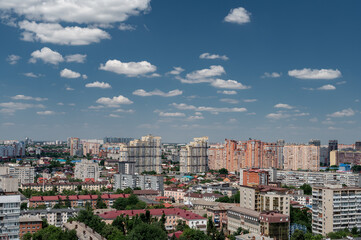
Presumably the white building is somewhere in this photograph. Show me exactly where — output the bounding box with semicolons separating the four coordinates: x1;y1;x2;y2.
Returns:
0;194;21;240
180;137;208;174
74;159;100;181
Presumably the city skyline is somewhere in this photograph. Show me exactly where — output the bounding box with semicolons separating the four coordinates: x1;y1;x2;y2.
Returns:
0;0;360;143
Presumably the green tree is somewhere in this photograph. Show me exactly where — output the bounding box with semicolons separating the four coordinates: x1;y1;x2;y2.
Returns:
218;168;228;175
21;202;28;210
127;222;167;240
300;184;312;195
179;228;209;240
96;195;107;209
291;230;305;240
65;195;71;208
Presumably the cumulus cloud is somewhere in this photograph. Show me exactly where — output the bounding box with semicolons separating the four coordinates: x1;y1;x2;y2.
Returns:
65;54;87;63
60;68;81;78
119;23;136;31
224;7;251;25
274;103;293;109
167;67;184;75
217;90;237;95
109;114;121;118
23;72;41;78
99;59;157;77
66;87;74;91
85;81;112;89
244;99;257;103
0;0;151;24
133;89;182;97
220;98;239;104
0;102;45;114
6;54;21;64
179;65;225;84
262;72;281;78
200;53;229;61
96;95;133;107
11;95;47;101
266;113;290;120
171;103;247;114
19;21;110;45
29;47;64;65
288;68;341;79
211;79;250;89
159;112;185;117
328;108;355;118
187;115;204;121
317;84;336;90
37;110;55;115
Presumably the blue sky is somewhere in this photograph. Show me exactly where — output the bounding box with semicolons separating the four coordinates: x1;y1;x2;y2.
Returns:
0;0;360;144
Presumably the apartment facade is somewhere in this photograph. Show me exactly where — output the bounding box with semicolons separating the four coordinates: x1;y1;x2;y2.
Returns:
312;186;361;235
82;142;100;156
0;194;20;240
283;145;320;171
0;166;35;184
19;216;42;238
74;159;100;181
208;144;226;170
21;181;108;192
180;137;208;174
21;208;82;227
127;135;162;174
113;173;164;194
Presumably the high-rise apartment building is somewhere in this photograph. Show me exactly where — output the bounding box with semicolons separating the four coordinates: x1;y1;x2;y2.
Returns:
208;144;226;170
103;137;134;144
74;159;99;181
127;135;162;174
0;193;20;240
309;139;321;146
69;137;81;157
277;139;285;169
180;137;208;174
312;186;361;235
283;145;320;171
0;166;35;184
82;142;100;156
328;140;338;166
114;174;164;194
241;168;269;187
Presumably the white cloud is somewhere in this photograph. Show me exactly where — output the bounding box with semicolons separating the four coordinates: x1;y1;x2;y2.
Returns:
85;81;112;89
0;102;45;114
119;23;136;31
262;72;281;78
11;95;47;101
109;114;121;118
19;21;110;45
99;59;157;77
2;122;15;126
288;68;341;79
133;89;182;97
187;115;204;121
171;103;247;114
244;99;257;103
220;98;239;104
6;54;21;64
60;68;81;78
0;0;151;24
266;113;290;120
37;110;55;115
217;90;237;95
65;54;87;63
23;72;41;78
328;108;355;118
96;95;133;107
317;84;336;90
274;103;293;109
180;65;225;83
29;47;64;65
66;87;74;91
336;81;346;85
167;67;184;75
211;79;250;89
114;109;134;113
200;53;229;61
224;7;251;25
159;112;185;117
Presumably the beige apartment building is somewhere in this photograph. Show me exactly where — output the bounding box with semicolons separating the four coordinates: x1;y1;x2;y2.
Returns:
283;145;320;171
312;186;361;235
74;159;100;181
180;137;208;174
239;185;290;216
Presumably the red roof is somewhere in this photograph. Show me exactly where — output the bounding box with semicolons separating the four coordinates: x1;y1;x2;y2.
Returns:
99;208;206;221
168;231;183;239
29;194;129;202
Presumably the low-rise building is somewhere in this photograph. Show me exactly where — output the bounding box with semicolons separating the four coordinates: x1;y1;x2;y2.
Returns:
19;216;42;238
164;188;187;203
64;221;105;240
21;181;108;192
29;193;129;209
21;208;82;227
99;208;207;232
113;174;164;194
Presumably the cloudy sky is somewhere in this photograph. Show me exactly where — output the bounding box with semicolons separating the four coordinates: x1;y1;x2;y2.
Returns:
0;0;360;144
